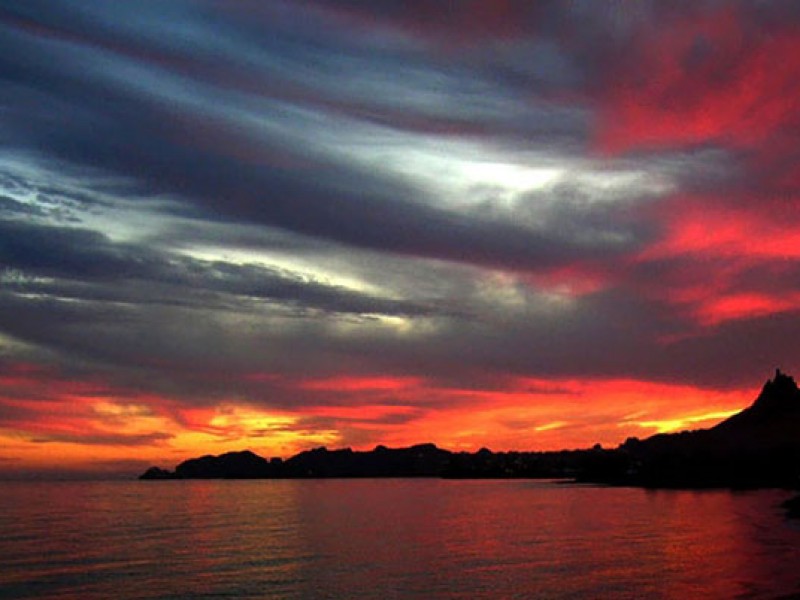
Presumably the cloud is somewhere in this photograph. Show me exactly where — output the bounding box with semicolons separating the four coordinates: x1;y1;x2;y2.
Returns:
597;3;800;156
2;1;800;469
29;431;173;447
0;217;446;316
0;1;643;273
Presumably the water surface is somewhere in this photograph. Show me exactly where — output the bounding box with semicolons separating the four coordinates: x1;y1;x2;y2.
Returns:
1;479;799;599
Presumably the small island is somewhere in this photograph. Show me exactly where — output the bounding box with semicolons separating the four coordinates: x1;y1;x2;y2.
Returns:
141;369;800;492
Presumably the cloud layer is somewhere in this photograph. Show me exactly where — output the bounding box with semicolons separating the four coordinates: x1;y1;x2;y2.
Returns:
1;1;799;473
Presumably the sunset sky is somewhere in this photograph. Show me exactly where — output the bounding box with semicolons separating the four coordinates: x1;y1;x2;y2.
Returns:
2;1;800;477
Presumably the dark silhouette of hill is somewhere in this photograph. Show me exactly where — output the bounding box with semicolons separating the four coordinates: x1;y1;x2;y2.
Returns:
139;443;599;481
140;370;800;490
581;369;800;488
140;450;279;479
141;444;452;480
783;494;800;518
284;443;451;477
710;369;800;440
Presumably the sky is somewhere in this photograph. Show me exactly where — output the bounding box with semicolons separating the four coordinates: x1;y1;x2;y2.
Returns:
2;0;800;477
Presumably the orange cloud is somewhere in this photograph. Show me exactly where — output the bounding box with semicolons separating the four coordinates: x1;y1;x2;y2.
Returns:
0;362;760;475
291;377;753;453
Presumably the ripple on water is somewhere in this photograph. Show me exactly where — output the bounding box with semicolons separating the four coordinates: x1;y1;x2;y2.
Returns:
1;480;800;599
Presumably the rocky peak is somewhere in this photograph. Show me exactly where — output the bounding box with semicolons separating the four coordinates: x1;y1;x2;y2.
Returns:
750;368;800;415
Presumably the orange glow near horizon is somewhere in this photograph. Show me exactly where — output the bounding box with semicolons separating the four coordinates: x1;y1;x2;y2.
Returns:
0;368;758;475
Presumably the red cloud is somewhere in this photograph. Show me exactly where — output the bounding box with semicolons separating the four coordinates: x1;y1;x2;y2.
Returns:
629;195;800;326
597;7;800;328
598;7;800;154
642;197;800;261
300;375;423;392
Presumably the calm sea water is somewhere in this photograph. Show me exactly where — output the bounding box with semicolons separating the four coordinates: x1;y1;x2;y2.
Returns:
1;479;799;599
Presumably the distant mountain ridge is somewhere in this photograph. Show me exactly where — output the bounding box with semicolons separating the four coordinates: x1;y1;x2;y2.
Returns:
140;443;455;480
140;370;800;489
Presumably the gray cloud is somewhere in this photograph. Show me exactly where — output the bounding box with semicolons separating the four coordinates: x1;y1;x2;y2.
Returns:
0;218;446;319
0;1;637;273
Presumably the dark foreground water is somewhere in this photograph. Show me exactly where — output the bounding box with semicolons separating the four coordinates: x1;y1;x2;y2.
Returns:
2;479;800;599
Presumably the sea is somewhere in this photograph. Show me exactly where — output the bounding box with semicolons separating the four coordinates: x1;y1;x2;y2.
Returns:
2;479;800;599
